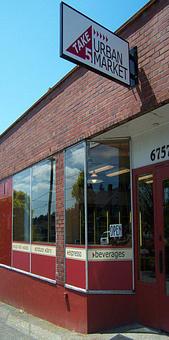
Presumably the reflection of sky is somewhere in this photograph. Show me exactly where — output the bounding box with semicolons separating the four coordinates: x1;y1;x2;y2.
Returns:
13;169;30;194
65;145;84;176
14;160;56;218
32;161;51;177
65;166;80;180
32;182;49;193
32;160;55;218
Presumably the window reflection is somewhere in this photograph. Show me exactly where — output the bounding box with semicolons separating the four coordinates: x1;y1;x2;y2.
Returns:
13;159;56;244
13;169;31;242
32;159;56;243
138;174;156;282
87;140;131;246
65;143;85;244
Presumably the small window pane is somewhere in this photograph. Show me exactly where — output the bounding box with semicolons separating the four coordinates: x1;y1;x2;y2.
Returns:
13;169;30;242
65;143;85;245
138;174;156;282
31;159;56;243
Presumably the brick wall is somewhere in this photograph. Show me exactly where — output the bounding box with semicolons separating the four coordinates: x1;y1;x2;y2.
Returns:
0;0;168;284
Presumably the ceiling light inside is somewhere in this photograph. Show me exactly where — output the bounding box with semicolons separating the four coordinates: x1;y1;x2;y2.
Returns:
138;174;153;181
88;178;103;184
106;168;130;177
89;165;114;174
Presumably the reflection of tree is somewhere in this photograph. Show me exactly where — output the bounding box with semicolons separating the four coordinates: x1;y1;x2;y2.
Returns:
66;171;85;244
13;190;30;242
14;190;30;208
71;171;84;202
32;160;56;243
32;212;55;242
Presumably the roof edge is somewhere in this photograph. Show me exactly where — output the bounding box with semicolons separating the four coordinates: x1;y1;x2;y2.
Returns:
116;0;156;34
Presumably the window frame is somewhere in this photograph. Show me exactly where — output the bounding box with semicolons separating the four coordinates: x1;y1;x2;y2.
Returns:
11;157;56;282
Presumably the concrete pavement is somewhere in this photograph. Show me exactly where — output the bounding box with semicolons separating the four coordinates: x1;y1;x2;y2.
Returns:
0;301;168;340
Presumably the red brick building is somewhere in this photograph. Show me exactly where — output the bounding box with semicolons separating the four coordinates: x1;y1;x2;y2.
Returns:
0;0;169;333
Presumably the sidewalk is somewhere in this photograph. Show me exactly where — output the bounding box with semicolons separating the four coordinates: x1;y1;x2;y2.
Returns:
0;301;168;340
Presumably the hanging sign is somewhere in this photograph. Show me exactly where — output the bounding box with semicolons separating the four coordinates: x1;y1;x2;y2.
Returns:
60;2;130;86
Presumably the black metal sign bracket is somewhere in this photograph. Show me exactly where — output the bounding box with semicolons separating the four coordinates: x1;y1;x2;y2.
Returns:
129;46;138;88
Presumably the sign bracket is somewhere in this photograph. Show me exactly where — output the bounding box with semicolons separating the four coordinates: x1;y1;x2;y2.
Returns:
129;46;138;88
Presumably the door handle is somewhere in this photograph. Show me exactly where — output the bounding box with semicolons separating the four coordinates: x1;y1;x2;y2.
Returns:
159;250;163;273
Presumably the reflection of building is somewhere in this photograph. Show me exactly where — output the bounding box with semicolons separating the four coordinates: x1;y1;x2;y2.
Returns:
0;0;169;334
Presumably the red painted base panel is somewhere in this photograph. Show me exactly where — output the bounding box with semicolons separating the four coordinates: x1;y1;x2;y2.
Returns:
88;261;132;290
0;267;87;333
66;259;86;289
0;267;137;333
12;251;30;272
88;294;136;333
31;254;56;280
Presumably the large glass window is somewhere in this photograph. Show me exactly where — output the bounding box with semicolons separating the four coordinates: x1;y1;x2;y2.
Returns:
32;159;56;243
87;140;131;246
13;159;56;244
64;140;131;247
138;174;156;282
13;169;31;242
65;143;85;244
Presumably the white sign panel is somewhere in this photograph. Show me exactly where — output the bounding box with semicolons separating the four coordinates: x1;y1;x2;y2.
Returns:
60;2;130;86
12;243;56;256
12;242;31;253
66;247;86;261
132;124;169;169
88;248;132;261
31;245;56;257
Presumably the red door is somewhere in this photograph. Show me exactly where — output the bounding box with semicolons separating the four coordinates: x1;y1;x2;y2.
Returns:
155;163;169;331
134;162;169;332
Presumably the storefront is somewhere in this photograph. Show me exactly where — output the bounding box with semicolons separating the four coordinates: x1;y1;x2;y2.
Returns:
0;0;169;334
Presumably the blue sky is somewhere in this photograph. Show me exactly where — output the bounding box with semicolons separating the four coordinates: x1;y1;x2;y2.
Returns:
0;0;149;134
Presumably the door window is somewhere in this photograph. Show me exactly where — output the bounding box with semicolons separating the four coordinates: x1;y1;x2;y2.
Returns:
138;174;156;282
